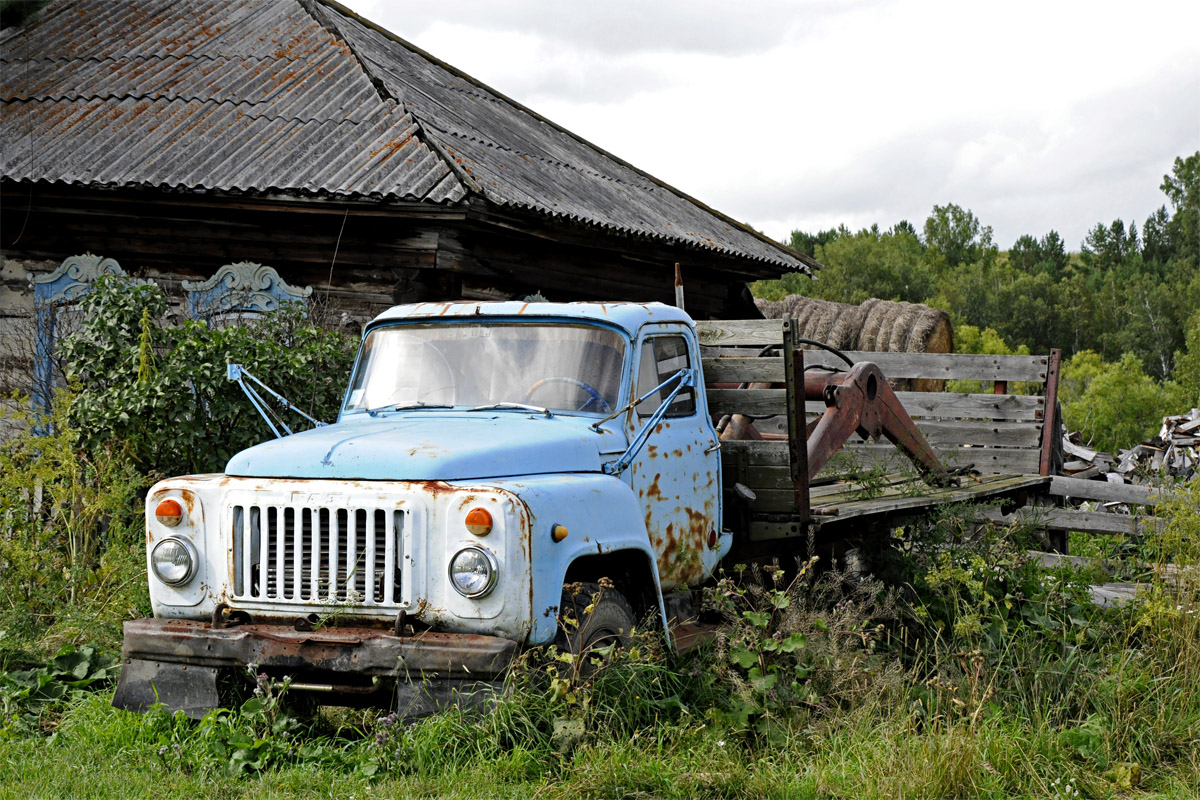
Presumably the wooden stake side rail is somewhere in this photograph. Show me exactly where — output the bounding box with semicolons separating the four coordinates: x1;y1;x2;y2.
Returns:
703;352;1053;383
697;319;1064;540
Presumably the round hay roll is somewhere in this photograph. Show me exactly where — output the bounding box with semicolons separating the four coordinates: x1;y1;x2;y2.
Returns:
756;295;862;351
856;298;953;391
753;297;786;320
756;294;953;391
855;298;952;353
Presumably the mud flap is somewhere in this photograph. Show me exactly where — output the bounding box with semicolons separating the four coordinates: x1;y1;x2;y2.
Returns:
112;658;220;719
394;678;500;718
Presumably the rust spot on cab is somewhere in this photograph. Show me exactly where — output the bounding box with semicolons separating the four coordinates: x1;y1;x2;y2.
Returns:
646;474;663;501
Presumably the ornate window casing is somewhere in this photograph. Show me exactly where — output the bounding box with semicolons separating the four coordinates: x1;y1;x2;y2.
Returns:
29;256;311;418
182;262;312;323
31;253;134;413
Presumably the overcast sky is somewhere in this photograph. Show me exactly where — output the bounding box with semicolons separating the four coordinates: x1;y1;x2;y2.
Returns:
343;0;1200;251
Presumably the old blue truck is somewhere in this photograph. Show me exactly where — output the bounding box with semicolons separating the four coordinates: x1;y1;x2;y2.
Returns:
113;300;1056;716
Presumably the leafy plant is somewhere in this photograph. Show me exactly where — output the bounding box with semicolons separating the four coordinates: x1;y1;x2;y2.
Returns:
60;276;358;477
0;643;118;738
705;559;898;742
0;391;147;664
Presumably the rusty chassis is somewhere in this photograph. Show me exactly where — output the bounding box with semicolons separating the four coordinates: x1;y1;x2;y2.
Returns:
112;618;519;718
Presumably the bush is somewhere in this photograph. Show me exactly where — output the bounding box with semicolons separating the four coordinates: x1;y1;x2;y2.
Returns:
60;277;358;477
1060;352;1188;453
704;559;901;743
0;392;147;666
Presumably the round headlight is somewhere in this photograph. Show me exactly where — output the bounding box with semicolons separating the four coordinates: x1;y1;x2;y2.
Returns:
151;537;197;586
448;547;497;598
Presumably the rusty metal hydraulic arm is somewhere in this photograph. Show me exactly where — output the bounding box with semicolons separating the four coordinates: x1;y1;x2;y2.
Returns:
803;361;952;486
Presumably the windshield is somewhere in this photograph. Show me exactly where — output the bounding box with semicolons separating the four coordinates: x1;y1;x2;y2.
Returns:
344;322;627;415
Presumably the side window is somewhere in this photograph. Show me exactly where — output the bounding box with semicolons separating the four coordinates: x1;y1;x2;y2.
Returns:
635;335;696;418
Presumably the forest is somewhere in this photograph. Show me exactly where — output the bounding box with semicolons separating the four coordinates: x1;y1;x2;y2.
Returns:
753;151;1200;454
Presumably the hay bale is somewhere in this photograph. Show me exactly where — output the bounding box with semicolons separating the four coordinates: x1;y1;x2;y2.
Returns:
856;298;952;354
756;296;862;350
755;294;954;391
756;295;952;354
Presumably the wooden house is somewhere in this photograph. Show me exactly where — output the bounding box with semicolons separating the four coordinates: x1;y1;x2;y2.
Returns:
0;0;815;405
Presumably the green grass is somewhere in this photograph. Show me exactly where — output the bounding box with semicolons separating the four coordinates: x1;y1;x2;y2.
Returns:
3;484;1198;799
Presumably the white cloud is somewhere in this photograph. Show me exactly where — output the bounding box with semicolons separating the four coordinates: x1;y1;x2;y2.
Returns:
343;0;1200;249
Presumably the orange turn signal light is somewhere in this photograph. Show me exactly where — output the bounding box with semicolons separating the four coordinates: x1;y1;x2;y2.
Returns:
155;498;184;527
551;524;569;543
465;507;493;536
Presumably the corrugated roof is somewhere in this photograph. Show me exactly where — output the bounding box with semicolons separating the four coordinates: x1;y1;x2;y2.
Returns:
0;0;813;272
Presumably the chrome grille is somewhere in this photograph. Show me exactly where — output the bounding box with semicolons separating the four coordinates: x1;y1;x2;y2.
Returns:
231;504;403;606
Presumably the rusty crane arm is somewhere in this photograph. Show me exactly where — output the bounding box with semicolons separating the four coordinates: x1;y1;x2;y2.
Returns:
803;362;952;486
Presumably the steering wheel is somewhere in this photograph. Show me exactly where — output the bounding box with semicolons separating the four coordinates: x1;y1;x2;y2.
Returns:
523;377;611;413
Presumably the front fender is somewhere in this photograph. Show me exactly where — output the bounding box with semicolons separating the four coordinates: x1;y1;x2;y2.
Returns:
485;473;664;645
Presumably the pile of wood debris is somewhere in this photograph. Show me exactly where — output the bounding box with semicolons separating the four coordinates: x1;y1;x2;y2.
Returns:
1062;407;1199;484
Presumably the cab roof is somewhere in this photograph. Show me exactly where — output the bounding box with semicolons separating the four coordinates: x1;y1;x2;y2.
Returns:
369;301;694;336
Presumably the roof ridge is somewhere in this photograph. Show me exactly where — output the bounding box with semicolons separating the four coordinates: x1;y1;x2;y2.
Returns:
296;0;474;198
314;0;811;271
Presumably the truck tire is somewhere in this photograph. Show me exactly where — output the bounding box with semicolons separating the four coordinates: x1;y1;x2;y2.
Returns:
555;581;636;660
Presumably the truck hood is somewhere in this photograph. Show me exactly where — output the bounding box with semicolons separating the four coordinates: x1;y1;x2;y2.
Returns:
224;412;613;480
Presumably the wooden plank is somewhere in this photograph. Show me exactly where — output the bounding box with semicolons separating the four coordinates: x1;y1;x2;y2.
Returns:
709;390;1044;421
703;353;1055;384
746;473;1050;520
815;474;1050;521
719;439;791;466
798;351;1050;382
1039;349;1062;476
702;356;785;384
695;319;784;347
747;519;808;540
1048;476;1160;507
707;388;788;416
721;427;1041;467
785;325;810;522
897;420;1042;448
834;444;1042;475
890;391;1045;421
980;507;1156;535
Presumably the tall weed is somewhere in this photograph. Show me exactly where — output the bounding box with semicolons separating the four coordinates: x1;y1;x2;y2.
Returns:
0;393;147;665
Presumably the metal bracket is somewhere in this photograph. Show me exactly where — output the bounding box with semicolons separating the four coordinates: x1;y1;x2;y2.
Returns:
601;368;696;475
227;363;327;439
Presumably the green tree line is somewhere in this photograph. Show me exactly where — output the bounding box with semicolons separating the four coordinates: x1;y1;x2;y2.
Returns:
753;152;1200;452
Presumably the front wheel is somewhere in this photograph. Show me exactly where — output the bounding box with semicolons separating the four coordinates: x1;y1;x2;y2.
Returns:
554;581;635;664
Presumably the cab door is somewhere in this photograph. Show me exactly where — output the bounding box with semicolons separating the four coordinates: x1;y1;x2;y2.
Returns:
625;325;722;589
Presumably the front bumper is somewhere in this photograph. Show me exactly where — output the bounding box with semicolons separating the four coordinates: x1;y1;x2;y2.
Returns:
112;618;519;717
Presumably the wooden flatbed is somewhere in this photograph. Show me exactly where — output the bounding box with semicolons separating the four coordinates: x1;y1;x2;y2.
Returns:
697;318;1065;554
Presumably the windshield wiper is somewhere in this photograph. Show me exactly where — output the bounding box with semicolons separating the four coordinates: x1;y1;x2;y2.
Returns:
365;402;454;417
468;402;552;417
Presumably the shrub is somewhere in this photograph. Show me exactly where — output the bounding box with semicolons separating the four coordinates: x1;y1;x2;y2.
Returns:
60;277;358;477
705;559;901;743
0;392;147;665
1061;352;1188;453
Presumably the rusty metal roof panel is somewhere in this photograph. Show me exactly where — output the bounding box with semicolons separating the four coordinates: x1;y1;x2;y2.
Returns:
0;0;463;203
1;97;463;201
1;53;382;124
